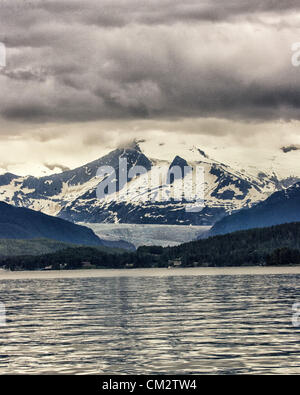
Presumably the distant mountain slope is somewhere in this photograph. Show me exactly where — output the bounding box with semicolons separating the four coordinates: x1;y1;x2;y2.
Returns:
0;201;136;251
207;182;300;236
0;142;280;226
0;238;127;257
0;238;72;256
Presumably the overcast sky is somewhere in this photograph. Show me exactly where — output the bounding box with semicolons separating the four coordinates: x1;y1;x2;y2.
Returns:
1;0;300;175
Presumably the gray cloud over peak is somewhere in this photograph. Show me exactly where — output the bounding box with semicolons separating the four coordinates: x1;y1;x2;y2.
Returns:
0;0;300;127
44;162;70;172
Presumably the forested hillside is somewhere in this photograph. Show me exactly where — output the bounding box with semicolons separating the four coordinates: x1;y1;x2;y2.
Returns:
2;222;300;270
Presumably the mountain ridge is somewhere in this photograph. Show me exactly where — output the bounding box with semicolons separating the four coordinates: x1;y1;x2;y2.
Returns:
206;182;300;237
0;141;290;226
0;201;135;250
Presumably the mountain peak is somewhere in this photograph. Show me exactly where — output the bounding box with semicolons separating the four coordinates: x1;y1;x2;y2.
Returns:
170;155;189;169
0;172;20;187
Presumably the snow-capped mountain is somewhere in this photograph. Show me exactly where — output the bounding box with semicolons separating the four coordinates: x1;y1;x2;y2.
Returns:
207;182;300;237
0;141;289;225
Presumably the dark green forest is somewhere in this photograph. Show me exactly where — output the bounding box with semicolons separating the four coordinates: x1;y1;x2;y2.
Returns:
1;222;300;270
0;238;125;256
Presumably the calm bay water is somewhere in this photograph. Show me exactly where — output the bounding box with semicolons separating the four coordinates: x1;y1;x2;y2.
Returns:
0;267;300;374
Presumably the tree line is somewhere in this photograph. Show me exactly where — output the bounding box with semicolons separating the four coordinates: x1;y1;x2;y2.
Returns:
1;222;300;270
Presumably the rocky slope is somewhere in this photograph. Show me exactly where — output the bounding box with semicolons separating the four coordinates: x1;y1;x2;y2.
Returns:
207;182;300;236
0;142;284;225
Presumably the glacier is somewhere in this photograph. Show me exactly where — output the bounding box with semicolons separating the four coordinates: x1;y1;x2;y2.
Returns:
81;223;210;248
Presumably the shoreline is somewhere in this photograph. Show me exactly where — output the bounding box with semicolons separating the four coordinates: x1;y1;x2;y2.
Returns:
1;265;300;280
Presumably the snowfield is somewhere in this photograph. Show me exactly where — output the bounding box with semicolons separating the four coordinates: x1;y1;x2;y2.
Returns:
0;140;297;226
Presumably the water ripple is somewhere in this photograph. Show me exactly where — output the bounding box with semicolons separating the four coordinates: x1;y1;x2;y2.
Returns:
0;269;300;374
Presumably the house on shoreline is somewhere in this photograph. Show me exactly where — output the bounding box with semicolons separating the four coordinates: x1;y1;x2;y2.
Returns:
168;259;182;268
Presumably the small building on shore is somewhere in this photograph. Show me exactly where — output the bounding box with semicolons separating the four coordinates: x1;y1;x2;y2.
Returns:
168;259;182;267
125;263;134;268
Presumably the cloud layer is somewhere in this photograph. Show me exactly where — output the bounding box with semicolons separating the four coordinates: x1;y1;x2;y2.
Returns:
0;0;300;126
0;1;300;176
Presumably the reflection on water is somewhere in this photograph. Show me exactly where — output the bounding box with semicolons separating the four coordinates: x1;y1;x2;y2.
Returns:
0;268;300;374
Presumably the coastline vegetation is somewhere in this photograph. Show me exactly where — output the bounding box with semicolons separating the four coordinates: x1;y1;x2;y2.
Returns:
1;222;300;271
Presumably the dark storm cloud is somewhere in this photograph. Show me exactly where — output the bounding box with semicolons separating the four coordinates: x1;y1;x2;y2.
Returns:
8;0;300;26
3;104;51;121
0;0;300;127
3;68;47;82
82;1;300;26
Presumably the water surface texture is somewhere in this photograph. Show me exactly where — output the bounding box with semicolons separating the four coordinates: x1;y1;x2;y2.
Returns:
0;268;300;374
